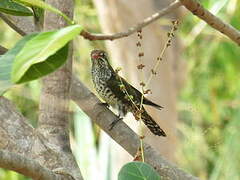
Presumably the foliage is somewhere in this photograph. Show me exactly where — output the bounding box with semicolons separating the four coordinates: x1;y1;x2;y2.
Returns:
118;162;161;180
0;0;33;16
15;0;74;24
178;0;240;179
0;24;82;93
0;33;37;94
0;169;31;180
0;0;239;179
11;24;82;83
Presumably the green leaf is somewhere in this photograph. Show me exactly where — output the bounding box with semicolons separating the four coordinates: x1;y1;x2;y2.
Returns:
0;0;33;16
0;33;37;95
14;0;74;24
11;24;82;83
118;162;161;180
18;45;69;83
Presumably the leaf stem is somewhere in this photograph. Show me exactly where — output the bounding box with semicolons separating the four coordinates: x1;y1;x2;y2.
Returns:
15;0;75;25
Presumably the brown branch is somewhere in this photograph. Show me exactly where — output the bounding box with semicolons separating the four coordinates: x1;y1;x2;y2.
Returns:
180;0;240;45
0;150;62;180
0;13;36;35
80;0;182;40
70;76;199;180
1;0;239;46
0;97;81;179
0;1;181;41
0;97;34;155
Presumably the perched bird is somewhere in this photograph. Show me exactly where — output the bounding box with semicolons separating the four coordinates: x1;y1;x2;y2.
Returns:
90;49;166;136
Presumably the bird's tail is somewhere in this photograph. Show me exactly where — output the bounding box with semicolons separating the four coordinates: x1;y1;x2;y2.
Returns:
140;109;166;136
143;98;163;110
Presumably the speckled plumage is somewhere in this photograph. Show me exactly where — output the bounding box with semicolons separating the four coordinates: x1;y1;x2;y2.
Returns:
90;49;166;136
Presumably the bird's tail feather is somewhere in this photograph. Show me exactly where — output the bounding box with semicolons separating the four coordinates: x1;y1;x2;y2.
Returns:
141;110;166;136
143;98;163;110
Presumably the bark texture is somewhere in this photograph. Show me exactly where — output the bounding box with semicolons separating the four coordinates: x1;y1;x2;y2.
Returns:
36;0;82;179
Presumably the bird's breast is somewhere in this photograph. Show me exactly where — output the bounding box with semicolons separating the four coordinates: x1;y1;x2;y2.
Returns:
95;84;118;105
91;67;131;116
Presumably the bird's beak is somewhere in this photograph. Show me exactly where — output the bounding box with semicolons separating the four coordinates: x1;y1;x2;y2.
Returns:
91;53;99;60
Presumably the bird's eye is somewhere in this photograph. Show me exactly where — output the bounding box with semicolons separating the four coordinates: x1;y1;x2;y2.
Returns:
100;52;104;57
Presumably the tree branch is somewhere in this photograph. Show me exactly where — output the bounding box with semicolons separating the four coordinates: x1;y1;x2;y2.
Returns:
70;76;199;180
0;11;83;179
180;0;240;45
1;0;239;46
80;0;182;40
0;13;26;36
0;13;35;35
0;97;80;179
37;0;83;179
0;97;34;155
0;150;62;180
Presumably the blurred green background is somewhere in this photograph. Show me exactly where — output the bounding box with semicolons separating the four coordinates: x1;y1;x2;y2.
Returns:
0;0;239;180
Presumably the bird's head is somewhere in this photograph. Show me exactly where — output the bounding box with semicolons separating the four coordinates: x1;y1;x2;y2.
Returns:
91;50;113;79
90;49;109;67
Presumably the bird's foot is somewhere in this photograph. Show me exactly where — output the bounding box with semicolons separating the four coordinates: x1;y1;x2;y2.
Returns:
109;115;123;131
98;102;110;108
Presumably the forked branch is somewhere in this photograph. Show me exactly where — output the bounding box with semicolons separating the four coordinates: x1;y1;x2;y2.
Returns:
180;0;240;45
80;0;182;40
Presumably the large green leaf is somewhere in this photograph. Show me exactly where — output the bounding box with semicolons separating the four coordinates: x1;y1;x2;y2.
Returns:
17;44;69;83
0;0;33;16
11;24;82;83
14;0;73;24
118;162;161;180
0;33;37;95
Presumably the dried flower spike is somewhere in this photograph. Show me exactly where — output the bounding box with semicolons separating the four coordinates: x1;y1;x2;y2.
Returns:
140;82;146;87
138;52;144;57
137;64;145;69
133;147;143;161
144;89;152;94
151;69;157;75
119;84;125;91
136;41;141;47
115;67;122;73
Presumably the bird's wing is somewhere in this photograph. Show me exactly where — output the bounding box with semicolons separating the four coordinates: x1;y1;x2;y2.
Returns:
119;76;163;110
106;74;141;105
107;74;163;109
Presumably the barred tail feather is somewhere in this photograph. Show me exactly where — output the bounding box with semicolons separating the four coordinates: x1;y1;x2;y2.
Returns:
141;110;166;136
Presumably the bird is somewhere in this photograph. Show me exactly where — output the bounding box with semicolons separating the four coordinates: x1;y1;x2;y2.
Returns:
90;49;166;136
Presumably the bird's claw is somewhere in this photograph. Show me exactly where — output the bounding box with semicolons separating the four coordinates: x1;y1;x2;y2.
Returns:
109;116;123;131
98;102;110;108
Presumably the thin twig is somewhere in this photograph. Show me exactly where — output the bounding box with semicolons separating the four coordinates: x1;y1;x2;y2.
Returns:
0;13;27;36
80;1;182;40
136;30;146;162
180;0;240;45
146;21;178;88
